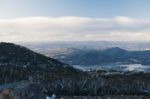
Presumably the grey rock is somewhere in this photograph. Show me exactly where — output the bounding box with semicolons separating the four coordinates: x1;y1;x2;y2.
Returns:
0;81;45;99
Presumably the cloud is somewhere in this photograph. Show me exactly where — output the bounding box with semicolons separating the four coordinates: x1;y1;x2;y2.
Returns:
0;16;150;42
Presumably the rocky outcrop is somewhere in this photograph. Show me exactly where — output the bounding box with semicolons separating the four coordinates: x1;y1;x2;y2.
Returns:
0;89;13;99
0;81;45;99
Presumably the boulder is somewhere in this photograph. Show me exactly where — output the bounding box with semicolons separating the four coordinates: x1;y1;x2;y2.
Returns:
0;81;45;99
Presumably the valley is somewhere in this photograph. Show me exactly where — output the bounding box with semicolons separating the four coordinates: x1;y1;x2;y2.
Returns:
0;42;149;98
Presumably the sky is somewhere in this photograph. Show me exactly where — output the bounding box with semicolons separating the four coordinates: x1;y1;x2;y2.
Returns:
0;0;150;42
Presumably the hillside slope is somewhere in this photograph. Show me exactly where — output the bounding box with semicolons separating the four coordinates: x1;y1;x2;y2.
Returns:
0;42;81;84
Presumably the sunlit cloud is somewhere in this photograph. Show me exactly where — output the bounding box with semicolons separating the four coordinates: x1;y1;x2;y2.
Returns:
0;16;150;42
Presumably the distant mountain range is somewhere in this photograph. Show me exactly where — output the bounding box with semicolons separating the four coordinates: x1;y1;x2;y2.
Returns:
22;41;150;51
54;47;150;66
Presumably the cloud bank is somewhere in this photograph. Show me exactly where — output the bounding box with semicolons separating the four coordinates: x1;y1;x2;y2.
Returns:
0;16;150;42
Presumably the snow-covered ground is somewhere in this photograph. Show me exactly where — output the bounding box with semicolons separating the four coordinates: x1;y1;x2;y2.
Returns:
46;94;56;99
73;64;150;73
46;96;53;99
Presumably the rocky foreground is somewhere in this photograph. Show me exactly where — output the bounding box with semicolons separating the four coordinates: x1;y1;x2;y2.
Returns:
0;81;45;99
55;96;150;99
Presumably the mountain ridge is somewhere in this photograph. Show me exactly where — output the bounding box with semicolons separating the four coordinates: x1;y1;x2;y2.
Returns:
0;42;81;84
0;42;66;68
54;47;150;66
